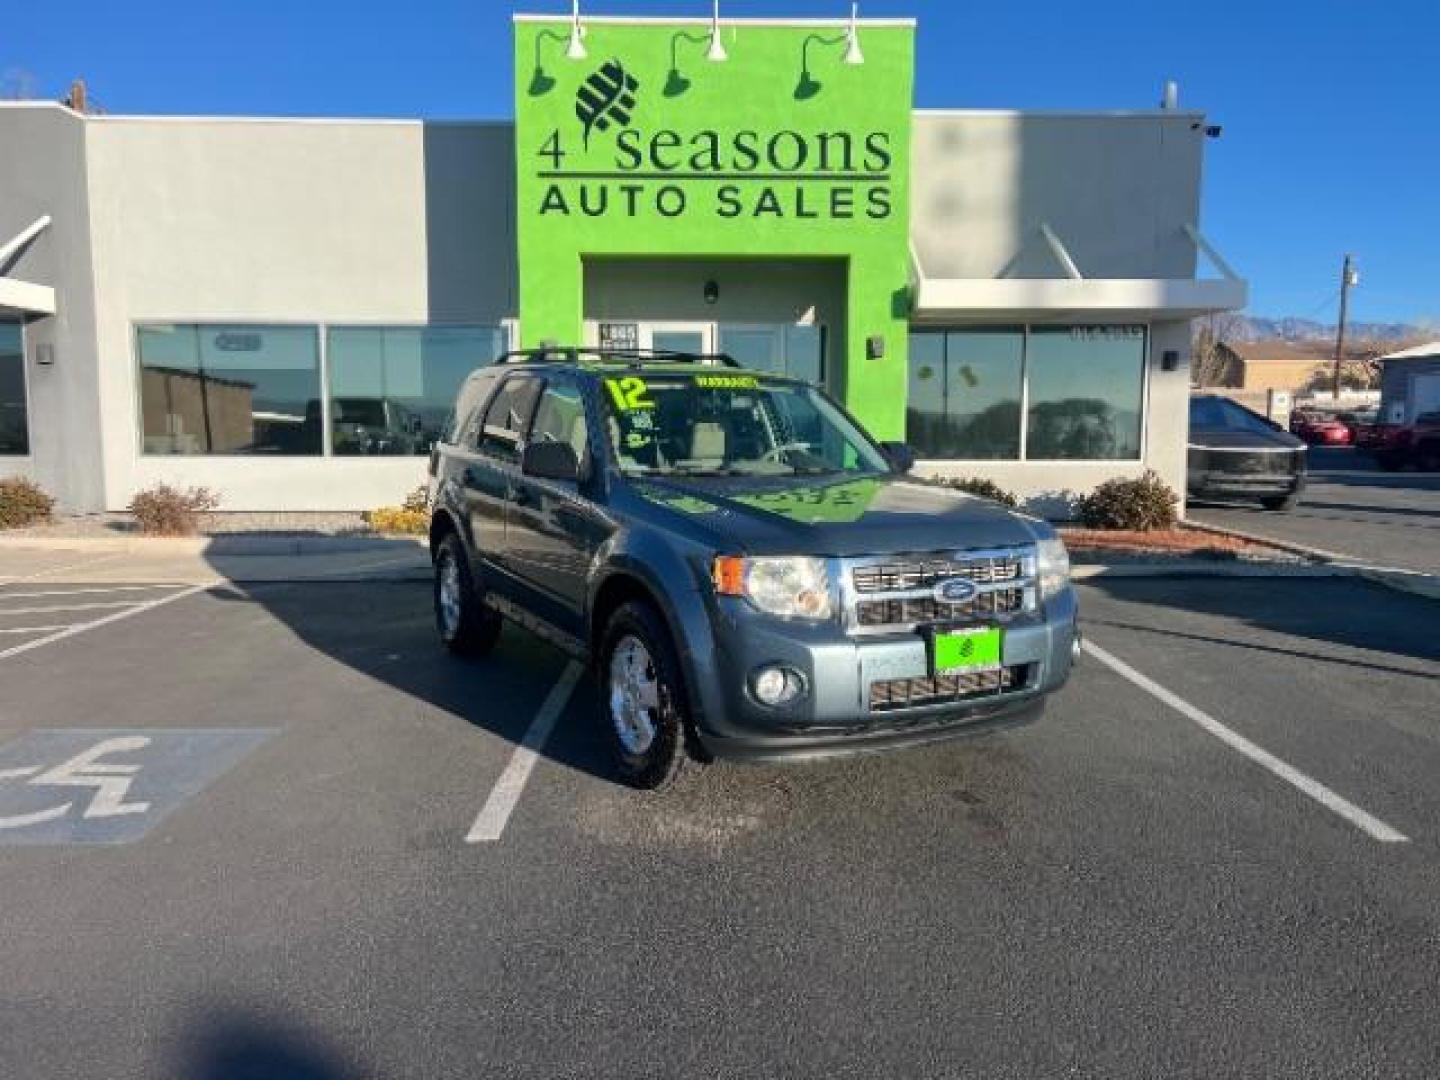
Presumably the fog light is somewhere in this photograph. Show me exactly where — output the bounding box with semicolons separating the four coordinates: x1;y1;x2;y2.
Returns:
752;665;806;707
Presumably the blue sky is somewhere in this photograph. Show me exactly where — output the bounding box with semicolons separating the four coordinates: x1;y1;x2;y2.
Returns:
8;0;1438;326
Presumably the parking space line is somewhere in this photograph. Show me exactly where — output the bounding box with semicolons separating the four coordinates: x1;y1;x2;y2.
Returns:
1083;640;1410;844
465;660;584;844
0;584;211;663
0;585;186;599
0;600;160;616
0;626;72;635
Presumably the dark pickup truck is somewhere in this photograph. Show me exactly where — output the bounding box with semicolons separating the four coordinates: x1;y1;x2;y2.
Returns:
427;349;1079;787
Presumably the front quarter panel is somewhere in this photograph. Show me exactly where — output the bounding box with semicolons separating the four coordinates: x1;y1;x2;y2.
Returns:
590;522;728;734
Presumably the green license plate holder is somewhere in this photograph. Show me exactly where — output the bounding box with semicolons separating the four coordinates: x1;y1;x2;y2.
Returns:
928;625;1004;675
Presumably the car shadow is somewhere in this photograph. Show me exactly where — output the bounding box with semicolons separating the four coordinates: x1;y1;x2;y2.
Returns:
202;566;622;788
1081;575;1440;667
179;1011;355;1079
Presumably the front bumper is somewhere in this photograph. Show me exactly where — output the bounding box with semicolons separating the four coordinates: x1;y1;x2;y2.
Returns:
1188;473;1305;501
687;587;1079;763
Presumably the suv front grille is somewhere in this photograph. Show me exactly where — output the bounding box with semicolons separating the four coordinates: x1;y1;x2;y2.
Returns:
844;548;1036;635
852;555;1025;593
869;664;1030;712
856;588;1027;628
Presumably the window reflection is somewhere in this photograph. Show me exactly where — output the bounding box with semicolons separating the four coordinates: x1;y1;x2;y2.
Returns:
328;326;505;456
1026;327;1144;460
0;323;26;455
138;325;321;455
907;326;1146;461
717;324;824;385
906;330;1023;460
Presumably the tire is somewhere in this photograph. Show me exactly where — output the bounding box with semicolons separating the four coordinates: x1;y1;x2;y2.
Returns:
1418;443;1440;473
1260;493;1300;512
595;601;696;790
433;532;502;657
1375;452;1404;472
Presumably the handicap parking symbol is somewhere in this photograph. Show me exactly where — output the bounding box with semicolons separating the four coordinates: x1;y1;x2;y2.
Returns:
0;729;274;845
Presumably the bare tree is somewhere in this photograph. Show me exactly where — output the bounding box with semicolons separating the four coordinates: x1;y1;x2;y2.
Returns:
1191;311;1246;387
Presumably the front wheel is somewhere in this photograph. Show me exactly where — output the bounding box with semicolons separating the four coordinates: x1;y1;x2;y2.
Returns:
1261;493;1300;511
433;533;502;656
596;602;696;789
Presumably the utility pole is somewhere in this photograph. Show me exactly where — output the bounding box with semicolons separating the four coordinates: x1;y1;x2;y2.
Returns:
1332;253;1357;400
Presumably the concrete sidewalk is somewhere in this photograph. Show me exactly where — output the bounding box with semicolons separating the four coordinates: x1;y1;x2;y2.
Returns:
2;530;1436;599
0;538;430;584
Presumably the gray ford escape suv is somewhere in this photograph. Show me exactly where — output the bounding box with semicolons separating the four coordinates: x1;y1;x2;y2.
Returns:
428;348;1078;788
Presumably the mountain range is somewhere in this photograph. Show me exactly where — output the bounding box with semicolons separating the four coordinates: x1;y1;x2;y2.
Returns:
1223;315;1431;344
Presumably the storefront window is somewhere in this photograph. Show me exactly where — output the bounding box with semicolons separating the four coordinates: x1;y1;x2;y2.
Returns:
327;326;506;455
907;325;1146;461
906;329;1023;460
0;322;27;455
1025;327;1145;460
137;324;322;455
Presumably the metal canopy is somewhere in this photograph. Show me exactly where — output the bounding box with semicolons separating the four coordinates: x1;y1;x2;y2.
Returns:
0;215;57;316
909;222;1248;322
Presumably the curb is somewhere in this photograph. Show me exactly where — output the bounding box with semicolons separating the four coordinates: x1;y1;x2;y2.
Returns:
1177;518;1440;602
0;533;429;556
1179;519;1348;564
1071;561;1351;581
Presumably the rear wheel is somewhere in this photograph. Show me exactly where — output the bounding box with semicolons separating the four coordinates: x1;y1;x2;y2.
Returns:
433;532;501;656
1417;442;1440;473
596;601;695;790
1260;493;1300;511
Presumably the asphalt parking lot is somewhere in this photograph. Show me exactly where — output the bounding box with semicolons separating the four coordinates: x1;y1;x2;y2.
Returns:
1190;447;1440;574
1;572;1438;1078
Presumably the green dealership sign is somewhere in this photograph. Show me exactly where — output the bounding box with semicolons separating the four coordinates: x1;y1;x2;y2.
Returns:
513;15;916;437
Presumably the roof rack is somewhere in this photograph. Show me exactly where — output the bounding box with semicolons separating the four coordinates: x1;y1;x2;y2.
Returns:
496;346;740;369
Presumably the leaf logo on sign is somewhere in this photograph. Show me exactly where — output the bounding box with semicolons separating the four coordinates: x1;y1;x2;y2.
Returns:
958;638;975;659
576;60;639;147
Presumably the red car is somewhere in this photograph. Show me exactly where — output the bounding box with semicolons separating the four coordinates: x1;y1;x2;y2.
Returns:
1374;412;1440;471
1338;409;1379;444
1291;412;1354;446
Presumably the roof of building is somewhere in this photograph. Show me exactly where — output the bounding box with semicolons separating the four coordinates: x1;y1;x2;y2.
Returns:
1226;341;1326;366
1379;341;1440;362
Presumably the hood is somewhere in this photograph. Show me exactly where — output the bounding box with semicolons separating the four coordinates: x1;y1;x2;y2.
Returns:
1188;428;1303;451
630;474;1041;557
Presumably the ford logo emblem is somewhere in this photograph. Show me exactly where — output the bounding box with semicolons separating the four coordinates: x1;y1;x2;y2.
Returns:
934;577;978;604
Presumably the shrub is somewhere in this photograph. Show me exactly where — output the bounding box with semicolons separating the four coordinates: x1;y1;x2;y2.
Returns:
128;483;220;536
0;477;56;529
1076;470;1178;532
935;477;1020;508
364;506;428;535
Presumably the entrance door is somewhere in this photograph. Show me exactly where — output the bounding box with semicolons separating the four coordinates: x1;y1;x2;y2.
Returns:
717;323;825;386
644;321;715;356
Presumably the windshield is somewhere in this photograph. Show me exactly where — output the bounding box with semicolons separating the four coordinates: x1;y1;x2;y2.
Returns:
600;372;890;478
1189;396;1281;436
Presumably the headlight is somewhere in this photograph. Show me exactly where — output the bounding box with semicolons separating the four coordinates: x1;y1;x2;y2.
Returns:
713;556;833;619
1036;535;1071;600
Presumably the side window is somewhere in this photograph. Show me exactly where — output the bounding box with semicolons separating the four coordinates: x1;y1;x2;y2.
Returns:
450;373;497;447
528;382;590;469
478;376;539;463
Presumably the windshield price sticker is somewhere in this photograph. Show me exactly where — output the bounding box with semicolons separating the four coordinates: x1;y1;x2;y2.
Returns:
696;374;760;390
605;377;655;411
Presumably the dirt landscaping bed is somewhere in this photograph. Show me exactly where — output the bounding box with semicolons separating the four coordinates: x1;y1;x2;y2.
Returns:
1060;526;1300;562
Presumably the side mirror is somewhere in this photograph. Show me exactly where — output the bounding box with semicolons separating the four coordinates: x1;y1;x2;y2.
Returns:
522;440;581;482
879;441;916;474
